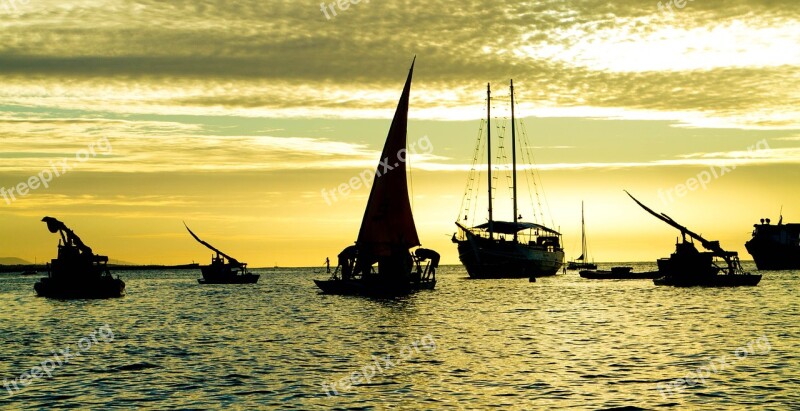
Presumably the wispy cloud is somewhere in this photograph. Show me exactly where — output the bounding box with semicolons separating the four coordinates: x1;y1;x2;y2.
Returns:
0;0;796;128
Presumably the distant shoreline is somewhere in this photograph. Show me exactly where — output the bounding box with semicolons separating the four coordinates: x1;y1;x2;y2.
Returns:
0;263;201;274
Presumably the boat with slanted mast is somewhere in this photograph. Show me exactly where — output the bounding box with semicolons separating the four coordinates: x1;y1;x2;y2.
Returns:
452;80;564;279
184;223;259;284
35;217;125;299
314;57;439;297
625;191;761;287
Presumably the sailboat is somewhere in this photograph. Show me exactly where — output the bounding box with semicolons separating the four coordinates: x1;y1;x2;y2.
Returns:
567;201;597;270
184;223;259;284
314;58;440;297
453;81;565;278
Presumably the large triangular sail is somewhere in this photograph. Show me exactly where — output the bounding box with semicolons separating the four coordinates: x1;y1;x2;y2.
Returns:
356;58;420;256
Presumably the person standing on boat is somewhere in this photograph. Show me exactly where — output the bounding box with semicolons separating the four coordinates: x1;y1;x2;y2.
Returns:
338;245;357;281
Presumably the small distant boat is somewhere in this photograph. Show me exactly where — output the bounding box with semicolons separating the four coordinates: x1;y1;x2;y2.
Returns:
579;266;660;280
21;268;37;275
625;191;761;287
184;223;259;284
567;201;597;270
453;80;564;278
314;58;439;297
744;215;800;270
35;217;125;299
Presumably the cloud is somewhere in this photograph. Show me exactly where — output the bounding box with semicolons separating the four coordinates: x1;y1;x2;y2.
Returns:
0;0;795;128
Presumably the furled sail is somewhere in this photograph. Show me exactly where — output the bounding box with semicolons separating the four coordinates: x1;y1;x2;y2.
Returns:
356;58;420;256
184;222;242;266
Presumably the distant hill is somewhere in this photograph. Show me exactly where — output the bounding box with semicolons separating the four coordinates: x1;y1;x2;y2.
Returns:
108;259;137;266
0;257;32;265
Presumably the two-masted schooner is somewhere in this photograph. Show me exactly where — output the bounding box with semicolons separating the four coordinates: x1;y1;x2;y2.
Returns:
314;58;439;297
453;81;564;278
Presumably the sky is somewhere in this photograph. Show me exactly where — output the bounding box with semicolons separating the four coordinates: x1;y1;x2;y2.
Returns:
0;0;798;266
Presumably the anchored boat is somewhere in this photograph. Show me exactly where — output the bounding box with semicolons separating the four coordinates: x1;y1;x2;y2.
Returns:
314;58;439;297
745;215;800;270
567;201;597;270
184;223;259;284
625;191;761;287
453;81;564;278
579;266;660;280
35;217;125;299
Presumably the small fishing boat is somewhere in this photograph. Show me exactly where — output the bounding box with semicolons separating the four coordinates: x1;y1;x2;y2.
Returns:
184;223;259;284
314;58;439;297
579;266;660;280
567;202;597;270
35;217;125;299
625;191;761;287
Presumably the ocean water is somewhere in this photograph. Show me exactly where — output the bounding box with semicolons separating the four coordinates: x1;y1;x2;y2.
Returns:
0;263;797;410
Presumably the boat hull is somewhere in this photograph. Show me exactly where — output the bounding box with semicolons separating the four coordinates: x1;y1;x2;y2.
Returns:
745;240;800;270
198;273;260;284
34;276;125;299
314;277;435;297
456;238;564;278
567;262;597;270
653;274;762;287
579;270;660;280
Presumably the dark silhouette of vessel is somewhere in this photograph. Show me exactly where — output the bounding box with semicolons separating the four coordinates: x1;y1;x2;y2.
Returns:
567;202;597;270
184;223;259;284
453;81;564;278
579;266;660;280
35;217;125;299
314;58;439;297
745;216;800;270
626;191;761;287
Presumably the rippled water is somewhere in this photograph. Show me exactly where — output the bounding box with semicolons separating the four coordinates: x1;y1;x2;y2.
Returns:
0;263;797;410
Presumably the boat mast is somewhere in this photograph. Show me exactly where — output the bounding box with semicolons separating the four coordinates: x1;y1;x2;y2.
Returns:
581;201;586;261
510;80;518;242
487;83;494;239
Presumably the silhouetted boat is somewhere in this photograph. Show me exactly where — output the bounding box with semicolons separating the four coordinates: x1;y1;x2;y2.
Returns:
453;81;564;278
314;58;439;297
184;223;259;284
626;191;761;287
567;202;597;270
745;215;800;270
579;266;660;280
35;217;125;299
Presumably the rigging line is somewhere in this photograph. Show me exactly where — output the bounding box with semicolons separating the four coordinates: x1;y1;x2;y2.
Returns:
408;140;414;213
458;117;484;222
521;118;556;229
519;118;546;225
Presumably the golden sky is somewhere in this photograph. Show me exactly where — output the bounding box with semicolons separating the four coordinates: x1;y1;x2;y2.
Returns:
1;0;798;266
